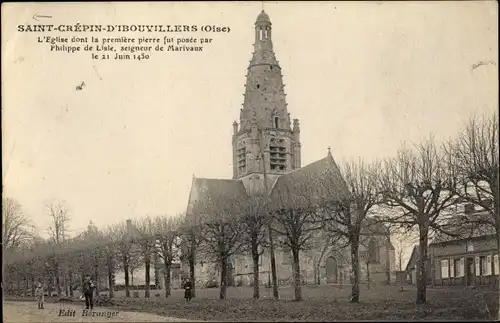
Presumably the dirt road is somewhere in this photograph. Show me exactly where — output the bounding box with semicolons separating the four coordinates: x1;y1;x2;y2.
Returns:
3;301;192;322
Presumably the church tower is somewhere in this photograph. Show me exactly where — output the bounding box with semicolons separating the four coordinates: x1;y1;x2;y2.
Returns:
232;10;302;194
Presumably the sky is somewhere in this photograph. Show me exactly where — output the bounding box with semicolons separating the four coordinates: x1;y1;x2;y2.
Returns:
2;1;498;249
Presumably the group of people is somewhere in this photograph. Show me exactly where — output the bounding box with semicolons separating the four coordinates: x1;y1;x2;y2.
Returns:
34;275;193;309
34;274;96;310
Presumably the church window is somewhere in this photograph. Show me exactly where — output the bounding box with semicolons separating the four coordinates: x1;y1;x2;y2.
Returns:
256;84;260;89
368;239;380;264
274;116;279;128
259;29;263;40
269;139;287;172
237;147;246;173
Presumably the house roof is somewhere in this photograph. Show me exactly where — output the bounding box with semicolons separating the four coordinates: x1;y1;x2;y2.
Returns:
405;245;419;272
431;209;495;244
269;153;350;209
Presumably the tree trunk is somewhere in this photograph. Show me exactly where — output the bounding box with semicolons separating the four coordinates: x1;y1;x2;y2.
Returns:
416;227;429;305
145;255;151;298
164;261;172;297
123;257;130;298
31;277;36;297
55;264;61;296
189;250;196;298
68;271;74;297
251;239;260;299
386;240;391;284
94;264;99;296
313;258;318;285
220;257;228;300
366;262;371;290
154;266;160;289
64;274;68;296
107;261;114;298
291;248;302;301
350;238;360;303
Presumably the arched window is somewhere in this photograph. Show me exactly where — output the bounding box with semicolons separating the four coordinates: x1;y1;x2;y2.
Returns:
274;116;279;129
259;29;263;40
368;239;380;264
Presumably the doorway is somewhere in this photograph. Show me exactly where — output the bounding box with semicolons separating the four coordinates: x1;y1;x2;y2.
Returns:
325;257;338;283
466;257;474;286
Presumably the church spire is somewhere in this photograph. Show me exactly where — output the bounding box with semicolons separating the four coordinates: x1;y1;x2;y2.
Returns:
239;10;289;132
232;11;301;179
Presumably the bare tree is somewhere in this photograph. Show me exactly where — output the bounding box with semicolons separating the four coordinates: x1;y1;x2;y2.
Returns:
444;112;499;318
46;199;71;245
46;199;71;296
444;112;499;245
134;216;156;298
238;195;269;299
378;138;459;305
154;214;182;297
270;184;324;301
316;159;381;302
108;222;134;297
2;197;34;250
179;213;204;298
196;195;246;300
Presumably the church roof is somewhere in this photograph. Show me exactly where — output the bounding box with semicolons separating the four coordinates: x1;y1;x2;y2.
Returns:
269;153;350;209
189;178;248;216
256;10;271;24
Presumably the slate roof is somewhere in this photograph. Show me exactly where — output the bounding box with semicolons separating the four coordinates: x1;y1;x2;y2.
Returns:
430;209;495;244
187;153;350;217
405;245;420;272
188;177;248;216
269;153;351;209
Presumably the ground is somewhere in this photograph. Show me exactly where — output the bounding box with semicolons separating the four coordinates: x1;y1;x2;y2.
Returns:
5;285;499;322
3;301;193;322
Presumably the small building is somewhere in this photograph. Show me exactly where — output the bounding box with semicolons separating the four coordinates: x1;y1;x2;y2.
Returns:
405;245;432;285
429;234;498;287
428;203;498;287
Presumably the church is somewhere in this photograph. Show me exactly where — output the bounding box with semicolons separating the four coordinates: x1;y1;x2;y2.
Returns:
183;10;395;288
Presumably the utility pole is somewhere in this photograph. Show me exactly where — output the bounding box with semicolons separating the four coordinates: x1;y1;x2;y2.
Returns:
257;129;279;300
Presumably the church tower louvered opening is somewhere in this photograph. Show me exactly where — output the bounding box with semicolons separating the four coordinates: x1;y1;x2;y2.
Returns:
232;10;302;183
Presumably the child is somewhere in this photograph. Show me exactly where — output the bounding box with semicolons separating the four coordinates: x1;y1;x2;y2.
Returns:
35;282;44;309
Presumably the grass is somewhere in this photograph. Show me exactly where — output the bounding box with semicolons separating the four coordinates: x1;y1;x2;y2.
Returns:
7;284;499;321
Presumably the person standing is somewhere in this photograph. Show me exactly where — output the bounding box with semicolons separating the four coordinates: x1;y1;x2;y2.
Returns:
35;282;44;309
82;275;95;310
183;278;193;303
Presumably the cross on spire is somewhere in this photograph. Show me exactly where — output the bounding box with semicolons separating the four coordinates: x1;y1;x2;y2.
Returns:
327;146;331;155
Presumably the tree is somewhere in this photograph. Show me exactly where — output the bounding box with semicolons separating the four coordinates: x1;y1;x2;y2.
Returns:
271;185;324;301
378;138;459;305
134;216;156;298
155;214;182;297
108;222;134;297
46;199;71;296
444;112;499;246
2;197;34;250
239;195;268;299
179;212;205;298
444;112;499;318
196;195;245;300
317;159;382;303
